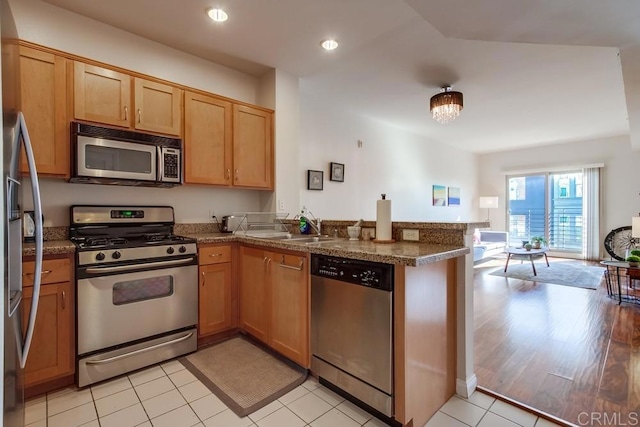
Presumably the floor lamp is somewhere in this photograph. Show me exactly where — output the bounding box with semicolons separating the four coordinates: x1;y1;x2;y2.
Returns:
479;196;499;224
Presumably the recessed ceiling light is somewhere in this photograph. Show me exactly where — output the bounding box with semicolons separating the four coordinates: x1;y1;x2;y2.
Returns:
320;39;339;51
207;8;228;22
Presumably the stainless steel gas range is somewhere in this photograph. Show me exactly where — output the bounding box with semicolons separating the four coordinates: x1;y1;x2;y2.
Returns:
70;205;198;387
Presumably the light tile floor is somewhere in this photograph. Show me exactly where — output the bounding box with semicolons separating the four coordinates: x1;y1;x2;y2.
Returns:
24;360;564;427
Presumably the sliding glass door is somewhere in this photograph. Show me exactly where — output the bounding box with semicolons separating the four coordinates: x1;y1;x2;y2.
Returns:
507;171;584;256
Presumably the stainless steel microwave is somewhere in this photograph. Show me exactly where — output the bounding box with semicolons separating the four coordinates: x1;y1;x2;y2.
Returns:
70;122;182;187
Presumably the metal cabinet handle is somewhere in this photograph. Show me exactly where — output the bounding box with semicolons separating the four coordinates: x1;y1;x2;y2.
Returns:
226;169;231;180
62;290;66;309
209;253;222;257
124;106;128;121
201;271;205;286
279;255;304;271
25;269;52;277
137;109;142;123
235;169;239;181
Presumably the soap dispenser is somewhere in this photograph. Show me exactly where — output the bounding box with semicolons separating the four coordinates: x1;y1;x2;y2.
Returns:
299;207;310;234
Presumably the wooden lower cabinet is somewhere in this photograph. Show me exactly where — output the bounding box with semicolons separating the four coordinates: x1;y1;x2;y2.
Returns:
269;252;309;367
22;281;74;387
239;246;309;367
238;246;270;343
199;262;233;336
198;244;235;338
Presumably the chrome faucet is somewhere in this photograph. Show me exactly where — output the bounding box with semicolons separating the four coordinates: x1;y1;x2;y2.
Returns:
308;218;322;235
297;206;322;235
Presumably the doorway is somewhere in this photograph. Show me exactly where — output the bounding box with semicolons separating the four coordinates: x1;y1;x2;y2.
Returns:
507;171;585;258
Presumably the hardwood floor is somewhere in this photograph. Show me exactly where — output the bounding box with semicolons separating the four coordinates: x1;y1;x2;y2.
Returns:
474;256;640;425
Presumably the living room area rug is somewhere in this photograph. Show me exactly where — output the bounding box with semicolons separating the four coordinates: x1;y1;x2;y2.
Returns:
489;261;605;289
180;335;307;417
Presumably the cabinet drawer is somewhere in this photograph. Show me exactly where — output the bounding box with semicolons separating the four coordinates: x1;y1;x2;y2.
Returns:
199;245;231;265
23;258;72;287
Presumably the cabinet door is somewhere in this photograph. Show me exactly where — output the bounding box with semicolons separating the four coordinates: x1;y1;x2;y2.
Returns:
134;78;182;136
270;252;309;367
232;105;273;189
199;263;233;336
73;62;131;128
184;92;232;185
19;47;69;177
22;282;74;386
239;246;269;343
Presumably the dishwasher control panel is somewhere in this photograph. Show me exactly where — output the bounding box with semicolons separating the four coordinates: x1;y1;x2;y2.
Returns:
310;255;393;291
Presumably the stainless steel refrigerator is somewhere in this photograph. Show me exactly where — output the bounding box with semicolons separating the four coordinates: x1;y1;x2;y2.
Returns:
2;0;44;425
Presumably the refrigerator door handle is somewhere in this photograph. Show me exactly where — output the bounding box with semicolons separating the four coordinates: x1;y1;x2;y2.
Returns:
6;176;21;317
15;112;43;368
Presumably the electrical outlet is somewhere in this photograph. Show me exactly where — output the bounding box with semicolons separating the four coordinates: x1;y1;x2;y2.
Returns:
362;227;375;240
278;199;285;211
209;209;216;222
402;229;420;241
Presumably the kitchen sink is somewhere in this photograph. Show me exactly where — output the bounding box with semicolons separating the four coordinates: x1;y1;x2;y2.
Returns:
252;234;340;244
288;236;339;244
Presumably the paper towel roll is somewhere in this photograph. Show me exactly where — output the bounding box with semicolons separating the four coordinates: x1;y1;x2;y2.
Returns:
376;198;392;241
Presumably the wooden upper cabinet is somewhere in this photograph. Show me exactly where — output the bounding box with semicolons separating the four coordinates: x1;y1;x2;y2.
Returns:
73;62;182;136
19;47;69;177
134;78;182;136
232;105;273;189
184;92;232;185
73;62;131;128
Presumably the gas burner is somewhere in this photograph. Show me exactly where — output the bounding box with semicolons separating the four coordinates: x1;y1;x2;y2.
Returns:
83;237;128;248
145;233;171;243
143;234;189;245
84;237;109;247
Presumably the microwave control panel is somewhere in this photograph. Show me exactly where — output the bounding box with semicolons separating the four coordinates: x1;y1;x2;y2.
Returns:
161;148;181;182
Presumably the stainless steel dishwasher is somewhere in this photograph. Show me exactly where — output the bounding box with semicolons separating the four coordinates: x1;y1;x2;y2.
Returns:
310;254;394;417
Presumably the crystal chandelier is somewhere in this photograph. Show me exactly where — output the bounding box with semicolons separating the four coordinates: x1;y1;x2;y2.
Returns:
430;86;463;124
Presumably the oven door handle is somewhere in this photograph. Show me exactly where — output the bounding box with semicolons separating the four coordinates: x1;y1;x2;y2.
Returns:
85;257;196;274
85;331;194;365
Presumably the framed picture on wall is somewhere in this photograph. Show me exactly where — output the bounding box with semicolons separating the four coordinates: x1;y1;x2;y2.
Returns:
448;187;460;206
433;185;447;206
307;170;324;190
330;162;345;182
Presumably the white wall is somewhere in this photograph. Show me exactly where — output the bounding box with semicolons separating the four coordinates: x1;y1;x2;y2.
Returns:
477;135;640;237
263;70;301;216
299;95;478;221
11;0;267;225
22;178;261;226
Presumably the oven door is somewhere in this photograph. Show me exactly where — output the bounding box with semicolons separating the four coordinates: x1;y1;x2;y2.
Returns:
77;258;197;355
77;136;157;182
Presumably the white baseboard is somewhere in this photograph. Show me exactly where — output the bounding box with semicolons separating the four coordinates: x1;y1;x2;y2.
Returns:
456;375;478;398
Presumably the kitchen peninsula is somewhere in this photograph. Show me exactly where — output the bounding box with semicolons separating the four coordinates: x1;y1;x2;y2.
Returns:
25;220;482;427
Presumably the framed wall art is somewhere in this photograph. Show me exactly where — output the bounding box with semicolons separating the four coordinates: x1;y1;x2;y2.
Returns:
448;187;460;206
330;162;345;182
432;185;447;206
307;170;324;190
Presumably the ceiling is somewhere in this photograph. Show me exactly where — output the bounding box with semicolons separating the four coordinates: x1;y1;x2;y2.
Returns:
41;0;640;153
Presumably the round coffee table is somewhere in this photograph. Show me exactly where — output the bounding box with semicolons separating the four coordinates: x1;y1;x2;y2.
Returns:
504;247;549;276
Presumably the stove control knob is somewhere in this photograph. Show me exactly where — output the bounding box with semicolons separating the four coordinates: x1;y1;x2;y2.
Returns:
179;246;187;253
112;251;122;260
96;252;105;261
167;247;175;254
